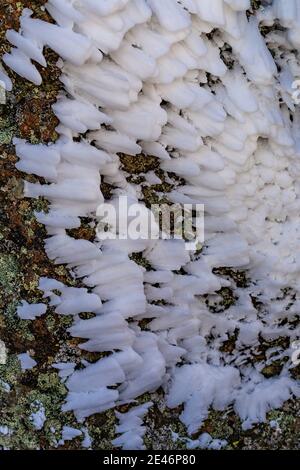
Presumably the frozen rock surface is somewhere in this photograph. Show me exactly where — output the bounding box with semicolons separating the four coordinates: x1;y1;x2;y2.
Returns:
2;0;300;450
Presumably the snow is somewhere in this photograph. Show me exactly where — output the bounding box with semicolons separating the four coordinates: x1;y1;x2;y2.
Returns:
0;379;10;393
17;301;47;321
172;430;228;450
58;426;82;446
0;426;12;436
81;427;93;449
29;401;46;430
52;362;76;379
0;65;12;92
18;353;37;371
112;402;152;450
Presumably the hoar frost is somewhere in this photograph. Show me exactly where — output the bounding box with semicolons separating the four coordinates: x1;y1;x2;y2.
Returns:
2;0;300;449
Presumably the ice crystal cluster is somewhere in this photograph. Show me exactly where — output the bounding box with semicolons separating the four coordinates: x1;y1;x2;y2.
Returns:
2;0;300;447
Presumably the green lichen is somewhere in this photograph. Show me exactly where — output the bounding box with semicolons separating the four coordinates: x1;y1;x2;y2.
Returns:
0;116;16;144
261;359;287;378
120;153;159;174
37;372;66;395
213;267;249;288
130;252;152;270
0;253;20;297
0;361;70;450
3;302;34;342
0;354;21;386
202;410;236;443
250;0;262;11
205;286;237;313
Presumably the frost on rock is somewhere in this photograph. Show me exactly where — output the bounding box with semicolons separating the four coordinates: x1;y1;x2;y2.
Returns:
29;401;46;431
17;300;47;320
172;430;228;450
112;402;153;450
58;426;82;446
18;353;37;371
2;0;300;448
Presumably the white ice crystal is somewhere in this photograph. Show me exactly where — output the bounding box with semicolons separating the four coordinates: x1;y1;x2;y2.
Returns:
112;402;152;450
172;431;228;450
29;401;46;430
17;300;47;320
18;352;37;371
2;0;300;449
58;426;82;446
0;426;13;437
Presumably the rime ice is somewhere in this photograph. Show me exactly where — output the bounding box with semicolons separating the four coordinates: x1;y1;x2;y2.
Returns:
3;0;300;450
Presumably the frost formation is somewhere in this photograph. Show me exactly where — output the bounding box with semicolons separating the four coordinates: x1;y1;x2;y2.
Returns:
2;0;300;446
